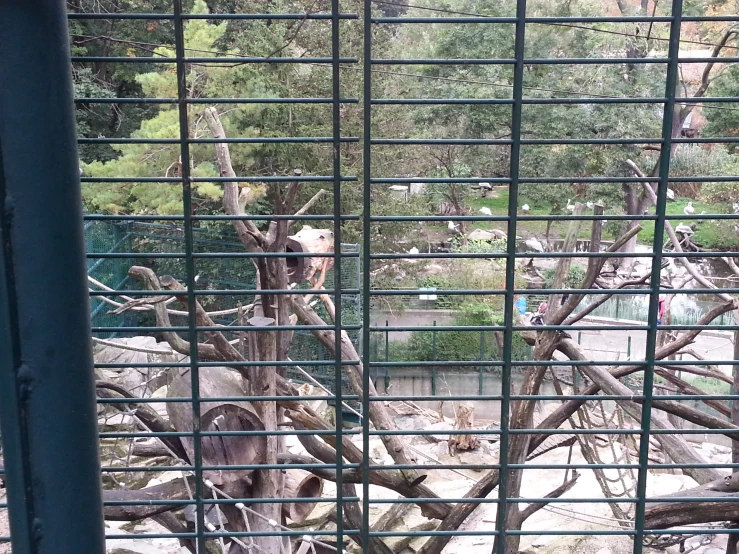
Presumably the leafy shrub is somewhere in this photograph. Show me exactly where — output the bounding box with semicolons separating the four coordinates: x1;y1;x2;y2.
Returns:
542;265;586;289
385;303;531;368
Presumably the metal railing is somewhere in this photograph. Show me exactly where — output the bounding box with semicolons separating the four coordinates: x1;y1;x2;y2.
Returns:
1;1;739;553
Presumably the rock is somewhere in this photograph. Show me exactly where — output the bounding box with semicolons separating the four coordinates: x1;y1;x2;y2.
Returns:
698;548;725;554
456;450;494;471
434;441;450;457
395;414;433;431
646;473;694;497
467;229;500;241
105;519;183;554
423;422;455;443
419;263;444;277
594;548;613;554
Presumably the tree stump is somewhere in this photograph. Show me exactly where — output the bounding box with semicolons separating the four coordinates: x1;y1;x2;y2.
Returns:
449;403;480;455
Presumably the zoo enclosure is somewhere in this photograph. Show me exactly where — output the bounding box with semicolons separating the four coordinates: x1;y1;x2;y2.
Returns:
86;220;361;394
1;1;739;554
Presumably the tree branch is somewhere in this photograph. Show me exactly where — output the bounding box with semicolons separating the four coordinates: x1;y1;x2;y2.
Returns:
202;106;265;250
627;159;733;303
96;380;189;461
646;472;739;529
103;476;200;520
654;368;730;418
558;338;722;484
552;221;644;325
564;270;652;326
519;471;580;521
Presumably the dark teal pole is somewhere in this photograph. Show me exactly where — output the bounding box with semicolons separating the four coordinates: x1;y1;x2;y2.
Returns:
432;320;437;395
384;320;390;390
479;330;485;395
0;1;106;553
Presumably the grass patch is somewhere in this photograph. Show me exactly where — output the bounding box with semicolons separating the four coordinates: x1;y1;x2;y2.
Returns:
687;376;731;395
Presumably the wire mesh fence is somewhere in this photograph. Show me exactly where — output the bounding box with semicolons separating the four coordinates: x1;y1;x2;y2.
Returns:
3;1;739;554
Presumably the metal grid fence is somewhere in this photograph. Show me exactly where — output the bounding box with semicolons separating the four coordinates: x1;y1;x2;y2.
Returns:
2;1;739;554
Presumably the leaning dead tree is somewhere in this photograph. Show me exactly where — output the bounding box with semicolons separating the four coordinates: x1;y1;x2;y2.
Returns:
94;108;739;554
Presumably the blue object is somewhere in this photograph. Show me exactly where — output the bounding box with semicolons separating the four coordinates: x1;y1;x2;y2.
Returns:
515;296;527;315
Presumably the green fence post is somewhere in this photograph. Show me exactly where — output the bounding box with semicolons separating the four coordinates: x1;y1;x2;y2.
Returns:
626;335;632;388
384;320;390;390
0;2;106;551
479;330;485;396
615;295;620;320
432;320;437;396
578;331;582;345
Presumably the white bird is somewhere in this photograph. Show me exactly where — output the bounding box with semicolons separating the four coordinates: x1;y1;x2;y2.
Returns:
79;167;84;177
675;224;694;236
683;201;695;215
525;237;544;253
408;247;419;255
566;198;575;212
666;188;675;200
586;201;594;209
733;202;739;215
697;210;706;223
448;221;459;231
479;182;492;191
479;207;492;216
521;204;530;214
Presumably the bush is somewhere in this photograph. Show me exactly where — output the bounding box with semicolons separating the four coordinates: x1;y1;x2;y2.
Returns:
542;265;586;289
385;303;531;367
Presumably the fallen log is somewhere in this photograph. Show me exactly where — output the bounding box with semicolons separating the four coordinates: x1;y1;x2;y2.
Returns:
103;476;201;521
282;469;324;523
167;368;266;488
645;472;739;529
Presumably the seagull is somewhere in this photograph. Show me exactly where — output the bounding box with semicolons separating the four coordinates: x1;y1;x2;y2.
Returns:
448;221;460;232
408;247;419;255
521;204;530;214
566;199;575;212
697;210;706;223
525;237;544;253
733;202;739;215
666;188;675;200
586;201;594;209
479;207;492;216
683;201;695;215
479;182;492;191
79;167;84;177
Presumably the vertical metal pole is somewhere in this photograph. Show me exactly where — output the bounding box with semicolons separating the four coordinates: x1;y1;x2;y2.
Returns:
626;335;632;388
385;320;390;390
578;331;582;345
172;2;206;550
633;3;683;552
361;0;373;548
0;1;105;552
495;1;527;551
479;331;485;396
432;320;437;396
331;0;345;545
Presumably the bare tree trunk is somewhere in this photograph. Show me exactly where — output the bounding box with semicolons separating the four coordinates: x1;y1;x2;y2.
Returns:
493;204;586;554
